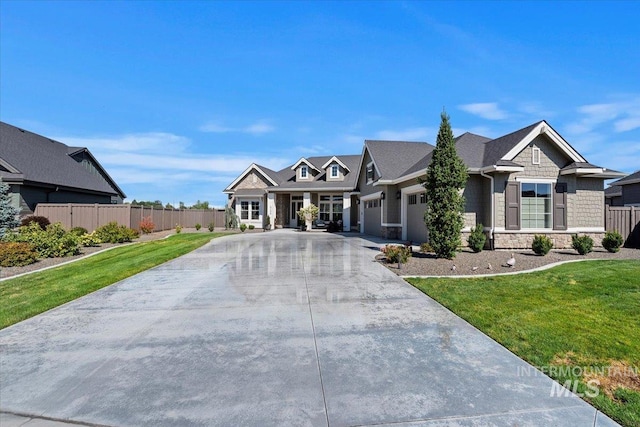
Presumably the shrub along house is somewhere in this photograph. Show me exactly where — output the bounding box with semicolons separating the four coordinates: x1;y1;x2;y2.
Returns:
0;122;126;215
224;120;623;249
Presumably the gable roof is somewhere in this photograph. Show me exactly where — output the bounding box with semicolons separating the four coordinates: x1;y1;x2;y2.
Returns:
364;140;434;182
274;155;361;191
611;169;640;186
605;185;622;198
0;121;125;197
290;157;321;172
224;163;280;191
321;156;350;171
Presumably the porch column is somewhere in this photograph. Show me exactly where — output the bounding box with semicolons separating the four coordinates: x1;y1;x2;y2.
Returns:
342;192;351;231
267;193;276;229
303;192;312;229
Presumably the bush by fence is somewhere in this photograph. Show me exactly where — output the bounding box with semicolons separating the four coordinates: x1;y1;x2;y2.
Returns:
605;205;640;248
34;204;225;233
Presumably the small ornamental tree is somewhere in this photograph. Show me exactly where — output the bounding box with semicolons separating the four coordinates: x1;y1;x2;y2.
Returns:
225;206;239;229
0;181;19;238
422;111;468;259
297;204;319;230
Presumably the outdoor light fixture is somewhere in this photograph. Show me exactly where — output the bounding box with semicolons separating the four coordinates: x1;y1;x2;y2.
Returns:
396;191;401;199
380;192;386;200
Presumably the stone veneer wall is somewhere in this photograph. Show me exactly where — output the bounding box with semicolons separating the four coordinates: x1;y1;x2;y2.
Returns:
381;226;401;240
494;232;605;249
275;194;289;228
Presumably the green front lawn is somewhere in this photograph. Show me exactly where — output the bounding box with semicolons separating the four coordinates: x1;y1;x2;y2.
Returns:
0;232;227;330
407;260;640;427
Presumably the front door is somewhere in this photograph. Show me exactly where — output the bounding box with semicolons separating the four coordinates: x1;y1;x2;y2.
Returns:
290;200;304;227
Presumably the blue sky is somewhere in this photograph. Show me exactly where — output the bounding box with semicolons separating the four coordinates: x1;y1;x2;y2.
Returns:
1;1;639;207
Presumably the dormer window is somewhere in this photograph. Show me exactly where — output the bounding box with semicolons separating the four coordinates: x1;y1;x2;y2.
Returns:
330;164;339;178
300;166;308;179
366;162;374;183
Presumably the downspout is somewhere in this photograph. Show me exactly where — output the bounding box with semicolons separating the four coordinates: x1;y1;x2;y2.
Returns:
480;170;495;250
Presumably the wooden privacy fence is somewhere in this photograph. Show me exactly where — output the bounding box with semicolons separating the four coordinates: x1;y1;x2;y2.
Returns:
605;205;640;248
34;204;225;233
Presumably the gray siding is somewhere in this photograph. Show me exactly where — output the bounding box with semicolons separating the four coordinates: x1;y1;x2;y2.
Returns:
462;175;484;228
623;183;640;205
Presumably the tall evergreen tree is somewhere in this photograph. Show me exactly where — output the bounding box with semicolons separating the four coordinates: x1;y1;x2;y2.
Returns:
423;111;468;259
0;181;20;237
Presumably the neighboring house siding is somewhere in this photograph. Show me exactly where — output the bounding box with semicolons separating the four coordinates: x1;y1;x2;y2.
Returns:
235;171;270;190
606;195;623;206
15;185;110;216
623;183;640;206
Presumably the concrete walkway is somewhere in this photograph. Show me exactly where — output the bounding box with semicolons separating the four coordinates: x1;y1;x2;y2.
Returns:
0;230;618;426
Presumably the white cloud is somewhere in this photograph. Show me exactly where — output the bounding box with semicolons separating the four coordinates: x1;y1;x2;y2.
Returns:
566;96;640;135
55;131;290;206
375;127;433;141
199;119;275;135
614;116;640;133
458;102;508;120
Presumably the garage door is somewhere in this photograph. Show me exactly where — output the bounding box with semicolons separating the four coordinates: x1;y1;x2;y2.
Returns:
363;198;381;237
406;193;429;244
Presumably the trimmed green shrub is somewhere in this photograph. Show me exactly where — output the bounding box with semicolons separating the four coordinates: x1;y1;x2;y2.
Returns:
175;224;182;234
381;244;412;264
208;222;215;232
532;234;553;255
602;231;624;253
420;242;434;253
0;242;38;267
572;234;593;255
94;222;138;243
20;215;50;230
4;222;80;258
195;223;202;231
248;224;255;230
79;232;102;247
467;224;486;253
70;226;88;237
239;223;247;232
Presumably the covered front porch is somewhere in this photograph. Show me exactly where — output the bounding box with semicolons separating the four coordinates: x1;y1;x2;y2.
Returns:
269;191;359;232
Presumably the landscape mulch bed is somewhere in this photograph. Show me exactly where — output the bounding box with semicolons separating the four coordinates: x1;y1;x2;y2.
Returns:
378;247;640;277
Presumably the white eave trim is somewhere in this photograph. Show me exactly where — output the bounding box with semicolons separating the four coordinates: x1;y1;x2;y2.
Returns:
559;167;603;176
360;191;383;202
481;165;525;173
291;157;321;172
321;156;350;172
501;121;586;164
225;163;279;191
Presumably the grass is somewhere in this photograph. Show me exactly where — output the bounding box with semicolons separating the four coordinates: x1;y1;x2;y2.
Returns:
0;232;227;330
407;260;640;427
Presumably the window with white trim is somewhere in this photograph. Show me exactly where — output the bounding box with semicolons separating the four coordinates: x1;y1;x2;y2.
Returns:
330;164;339;178
521;183;551;228
300;166;308;179
366;162;374;183
532;147;541;165
251;201;260;220
240;201;249;220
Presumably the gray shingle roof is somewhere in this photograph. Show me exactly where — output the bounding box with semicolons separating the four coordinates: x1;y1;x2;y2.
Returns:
365;140;434;180
273;155;361;191
611;169;640;186
604;185;622;197
0;121;124;197
482;121;542;166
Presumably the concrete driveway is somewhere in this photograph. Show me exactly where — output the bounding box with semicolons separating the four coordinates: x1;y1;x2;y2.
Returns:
1;231;617;426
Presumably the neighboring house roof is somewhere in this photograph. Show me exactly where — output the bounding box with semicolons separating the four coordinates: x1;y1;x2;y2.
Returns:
611;169;640;186
605;185;622;198
0;121;125;197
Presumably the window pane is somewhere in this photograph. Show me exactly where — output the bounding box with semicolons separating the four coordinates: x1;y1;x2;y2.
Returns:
522;183;535;197
537;183;551;198
320;195;330;201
